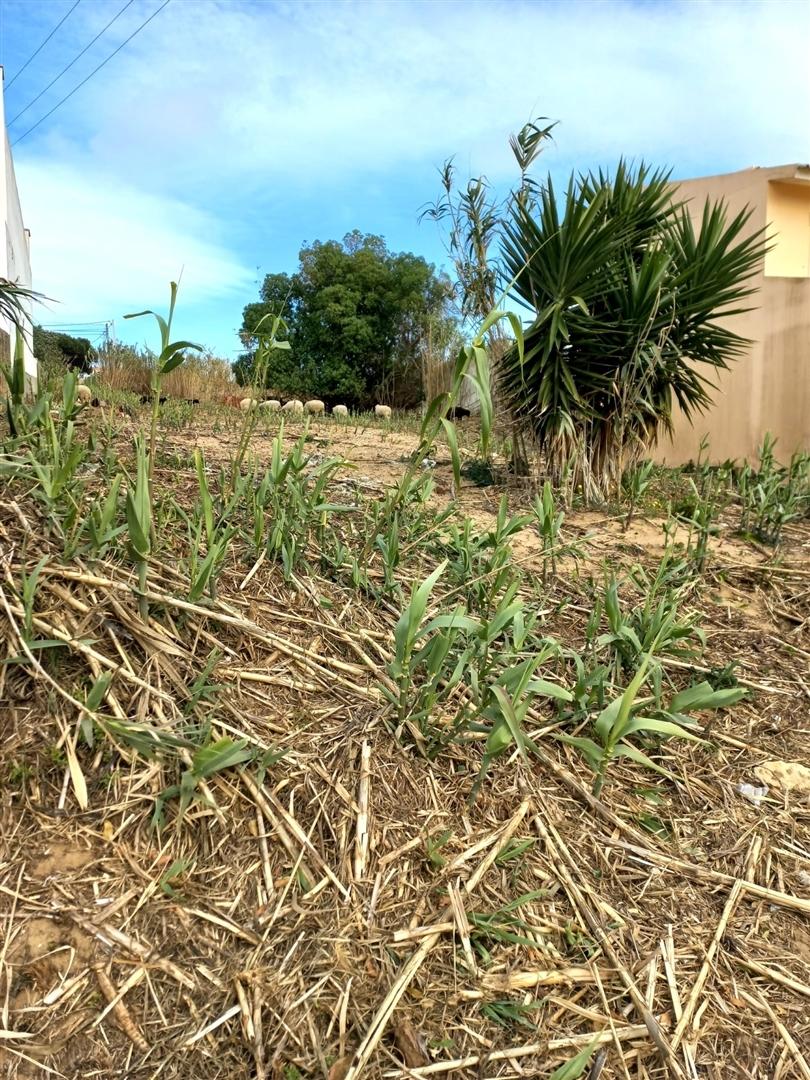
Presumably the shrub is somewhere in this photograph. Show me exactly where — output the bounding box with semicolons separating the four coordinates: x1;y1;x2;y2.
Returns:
499;162;767;501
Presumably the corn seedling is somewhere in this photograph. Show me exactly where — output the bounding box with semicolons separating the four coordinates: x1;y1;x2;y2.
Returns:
598;574;704;678
622;458;653;530
424;828;452;868
469;655;571;801
469;889;548;963
562;650;610;723
480;999;544;1030
559;648;743;796
531;480;565;582
152;736;254;832
388;306;523;525
7;556;62;661
384;562;478;746
374;512;401;595
440;495;530;615
124;435;152;618
230;312;291;493
2;330;39;437
124;281;201;486
548;1041;602;1080
85;474;124;555
738;434;808;546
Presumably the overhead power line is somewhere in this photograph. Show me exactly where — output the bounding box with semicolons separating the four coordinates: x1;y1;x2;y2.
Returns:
11;0;171;148
9;0;136;127
5;0;82;91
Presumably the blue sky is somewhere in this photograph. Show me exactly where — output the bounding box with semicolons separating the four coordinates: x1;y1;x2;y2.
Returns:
0;0;807;358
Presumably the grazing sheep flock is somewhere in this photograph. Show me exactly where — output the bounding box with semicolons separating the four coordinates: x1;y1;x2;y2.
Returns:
70;387;398;423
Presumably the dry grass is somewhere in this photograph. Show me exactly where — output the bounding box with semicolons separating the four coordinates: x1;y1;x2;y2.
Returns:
1;410;809;1080
92;344;237;401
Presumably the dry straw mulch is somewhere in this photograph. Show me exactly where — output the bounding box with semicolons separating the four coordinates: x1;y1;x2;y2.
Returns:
1;468;810;1080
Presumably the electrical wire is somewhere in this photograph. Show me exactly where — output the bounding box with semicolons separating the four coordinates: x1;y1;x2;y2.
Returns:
5;0;82;91
8;0;136;127
11;0;171;147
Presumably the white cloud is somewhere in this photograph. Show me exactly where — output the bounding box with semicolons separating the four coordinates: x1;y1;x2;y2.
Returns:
6;0;807;350
16;159;253;328
20;0;806;192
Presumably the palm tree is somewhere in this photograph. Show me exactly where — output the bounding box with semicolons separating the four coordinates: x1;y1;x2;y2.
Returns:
0;277;40;334
499;162;767;500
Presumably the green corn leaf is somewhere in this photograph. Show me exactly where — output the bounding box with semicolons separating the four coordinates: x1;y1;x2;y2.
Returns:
594;694;624;743
192;737;254;779
419;612;480;636
670;682;746;713
490;685;528;756
85;672;112;713
621;716;705;741
549;1038;601;1080
555;733;603;771
125;497;150;558
613;743;674;778
526;678;573;702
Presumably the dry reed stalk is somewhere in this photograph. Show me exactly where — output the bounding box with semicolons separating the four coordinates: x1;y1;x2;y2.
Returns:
731;956;810;1000
343;800;530;1080
739;989;810;1079
92;965;149;1051
533;812;687;1080
380;1026;649;1078
353;741;372;881
607;840;810;915
671;880;743;1051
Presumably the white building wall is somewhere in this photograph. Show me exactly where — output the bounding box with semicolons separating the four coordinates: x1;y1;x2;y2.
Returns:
0;66;36;390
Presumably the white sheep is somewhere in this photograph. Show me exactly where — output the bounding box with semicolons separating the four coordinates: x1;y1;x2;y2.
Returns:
260;399;281;411
305;399;325;415
239;397;259;411
281;399;304;414
76;384;92;403
374;404;392;420
332;404;349;417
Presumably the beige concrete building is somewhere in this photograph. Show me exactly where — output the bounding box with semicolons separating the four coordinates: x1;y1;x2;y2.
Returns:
656;164;810;465
0;66;35;392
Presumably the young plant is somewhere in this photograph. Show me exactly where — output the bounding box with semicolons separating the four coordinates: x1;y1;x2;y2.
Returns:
469;889;548;964
185;448;235;602
598;574;704;678
377;306;524;549
469;656;571;801
152;736;254;832
230;313;291;493
622;458;654;531
2;330;33;437
84;474;125;555
531;480;565;582
125;434;152;618
384;561;477;745
124;281;201;484
559;654;744;797
738;434;807;546
27;407;85;520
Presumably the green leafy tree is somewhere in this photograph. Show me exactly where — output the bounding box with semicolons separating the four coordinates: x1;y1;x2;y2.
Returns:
33;326;94;374
237;233;455;408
